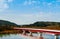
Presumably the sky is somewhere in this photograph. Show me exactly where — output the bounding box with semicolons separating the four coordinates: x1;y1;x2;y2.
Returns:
0;0;60;25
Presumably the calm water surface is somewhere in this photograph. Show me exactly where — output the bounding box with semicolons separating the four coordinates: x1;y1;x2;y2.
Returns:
0;33;60;39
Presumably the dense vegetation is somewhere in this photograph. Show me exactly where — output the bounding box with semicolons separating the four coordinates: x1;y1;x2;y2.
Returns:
21;21;60;30
31;21;60;26
0;20;18;31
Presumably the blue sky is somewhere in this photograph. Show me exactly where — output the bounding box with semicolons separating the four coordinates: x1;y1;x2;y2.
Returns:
0;0;60;25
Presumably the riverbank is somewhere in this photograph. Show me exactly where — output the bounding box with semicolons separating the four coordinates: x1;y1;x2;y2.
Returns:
20;26;60;30
0;30;22;34
0;25;60;34
0;27;60;34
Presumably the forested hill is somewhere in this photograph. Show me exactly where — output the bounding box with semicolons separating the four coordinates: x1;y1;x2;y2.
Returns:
22;21;60;26
0;20;18;31
0;20;17;26
31;21;60;26
22;21;60;30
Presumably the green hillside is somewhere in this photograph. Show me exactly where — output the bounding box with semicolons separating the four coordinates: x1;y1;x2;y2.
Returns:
0;20;18;31
21;21;60;30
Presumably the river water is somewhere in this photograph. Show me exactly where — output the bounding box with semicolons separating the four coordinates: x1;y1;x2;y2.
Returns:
0;33;60;39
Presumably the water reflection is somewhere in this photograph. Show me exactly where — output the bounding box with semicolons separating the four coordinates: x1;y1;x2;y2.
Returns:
0;34;10;37
0;33;60;39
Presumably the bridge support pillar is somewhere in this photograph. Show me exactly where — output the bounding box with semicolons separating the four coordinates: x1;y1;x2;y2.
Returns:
29;31;33;36
22;30;26;35
55;34;59;39
37;32;43;39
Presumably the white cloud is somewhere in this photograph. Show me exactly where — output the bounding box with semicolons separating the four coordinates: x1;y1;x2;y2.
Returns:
23;0;32;5
23;1;28;5
0;0;13;12
57;0;60;2
42;2;52;6
3;4;9;9
23;0;38;5
8;0;13;2
32;1;36;3
48;3;52;6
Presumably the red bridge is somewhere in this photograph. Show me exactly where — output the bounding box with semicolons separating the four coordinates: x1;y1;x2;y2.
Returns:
14;28;60;39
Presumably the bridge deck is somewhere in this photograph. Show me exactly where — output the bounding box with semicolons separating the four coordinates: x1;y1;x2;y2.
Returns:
14;28;60;35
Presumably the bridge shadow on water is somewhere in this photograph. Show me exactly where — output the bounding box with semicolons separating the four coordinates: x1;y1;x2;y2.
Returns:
20;34;40;39
0;34;60;39
20;33;60;39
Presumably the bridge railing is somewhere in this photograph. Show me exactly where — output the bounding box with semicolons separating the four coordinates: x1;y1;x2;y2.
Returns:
14;28;60;39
